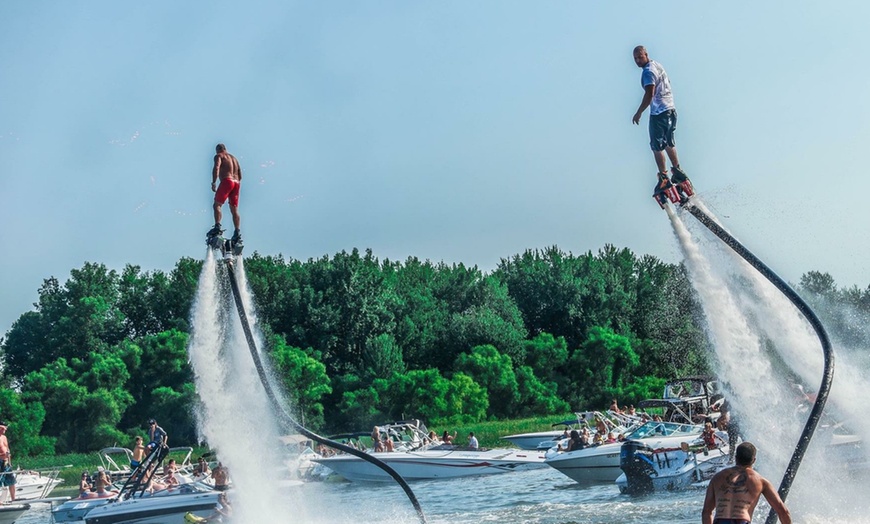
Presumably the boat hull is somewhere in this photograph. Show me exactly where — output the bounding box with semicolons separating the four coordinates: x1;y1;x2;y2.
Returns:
315;448;547;481
544;443;622;482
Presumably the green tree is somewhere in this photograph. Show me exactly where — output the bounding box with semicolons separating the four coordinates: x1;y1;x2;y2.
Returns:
454;345;519;418
268;335;332;430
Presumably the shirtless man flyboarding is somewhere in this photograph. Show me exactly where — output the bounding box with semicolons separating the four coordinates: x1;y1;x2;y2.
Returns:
702;442;791;524
208;143;243;246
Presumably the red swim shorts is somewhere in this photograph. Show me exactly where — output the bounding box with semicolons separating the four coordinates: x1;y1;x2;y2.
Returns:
214;178;240;207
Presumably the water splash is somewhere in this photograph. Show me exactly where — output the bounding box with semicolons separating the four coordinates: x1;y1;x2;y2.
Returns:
187;251;307;522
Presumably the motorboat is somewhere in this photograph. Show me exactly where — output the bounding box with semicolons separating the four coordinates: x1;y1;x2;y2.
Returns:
51;481;221;524
1;466;67;502
500;411;636;450
616;429;731;493
313;419;548;481
544;420;704;483
97;447;134;483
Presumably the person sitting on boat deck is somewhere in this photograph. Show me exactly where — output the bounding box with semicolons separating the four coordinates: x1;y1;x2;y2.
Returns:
79;471;92;496
425;430;439;444
211;462;230;491
131;436;146;469
203;491;233;523
441;430;457;444
194;456;211;477
606;432;617;443
467;432;479;449
164;459;180;485
557;430;585;452
81;470;118;498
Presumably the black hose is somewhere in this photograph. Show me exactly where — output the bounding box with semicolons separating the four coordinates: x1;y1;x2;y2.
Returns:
684;204;834;524
224;261;427;524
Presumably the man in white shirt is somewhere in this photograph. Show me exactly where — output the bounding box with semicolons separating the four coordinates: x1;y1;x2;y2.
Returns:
468;432;479;449
631;45;692;205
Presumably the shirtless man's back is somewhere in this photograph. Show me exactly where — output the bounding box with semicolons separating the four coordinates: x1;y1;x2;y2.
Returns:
702;442;791;524
209;143;243;244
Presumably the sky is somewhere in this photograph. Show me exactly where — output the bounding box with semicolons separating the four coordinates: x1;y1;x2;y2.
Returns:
1;1;868;337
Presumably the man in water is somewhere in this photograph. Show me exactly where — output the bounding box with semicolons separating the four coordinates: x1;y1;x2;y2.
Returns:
631;45;690;203
208;143;243;245
702;441;791;524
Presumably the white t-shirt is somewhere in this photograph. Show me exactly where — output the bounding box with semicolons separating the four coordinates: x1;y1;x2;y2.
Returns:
641;60;675;116
468;436;479;449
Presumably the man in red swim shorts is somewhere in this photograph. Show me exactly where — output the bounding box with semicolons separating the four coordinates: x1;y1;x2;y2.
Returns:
208;143;243;245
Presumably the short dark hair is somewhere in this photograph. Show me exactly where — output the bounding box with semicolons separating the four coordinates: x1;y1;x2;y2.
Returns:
735;442;756;466
216;143;227;152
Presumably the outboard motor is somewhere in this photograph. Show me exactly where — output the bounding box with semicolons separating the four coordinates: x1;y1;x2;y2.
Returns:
620;440;657;495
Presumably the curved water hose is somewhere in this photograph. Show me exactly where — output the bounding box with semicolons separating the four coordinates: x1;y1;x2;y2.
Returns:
224;262;427;524
684;204;834;524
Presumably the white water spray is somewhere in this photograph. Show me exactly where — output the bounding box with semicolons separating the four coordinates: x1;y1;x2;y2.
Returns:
187;251;308;523
668;201;869;520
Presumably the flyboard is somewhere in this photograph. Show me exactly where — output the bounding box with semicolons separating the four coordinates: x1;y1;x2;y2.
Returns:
204;228;427;524
656;176;834;524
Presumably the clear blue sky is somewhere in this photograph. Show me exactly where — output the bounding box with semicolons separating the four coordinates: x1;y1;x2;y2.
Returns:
2;1;868;336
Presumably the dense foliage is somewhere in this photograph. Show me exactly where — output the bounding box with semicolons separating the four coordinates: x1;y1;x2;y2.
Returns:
4;245;859;455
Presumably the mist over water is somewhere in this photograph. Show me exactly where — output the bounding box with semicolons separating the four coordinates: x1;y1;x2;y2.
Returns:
188;251;307;523
667;203;869;520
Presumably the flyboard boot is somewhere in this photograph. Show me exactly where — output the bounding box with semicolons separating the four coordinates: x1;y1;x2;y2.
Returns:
670;166;694;205
206;224;224;250
652;172;681;209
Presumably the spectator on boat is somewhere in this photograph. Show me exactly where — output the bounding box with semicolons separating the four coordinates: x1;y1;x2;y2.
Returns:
86;470;118;498
426;431;439;444
627;405;637;416
194;456;211;477
609;399;622;413
79;471;93;496
702;442;791;524
595;417;608;436
580;427;592;446
204;491;233;523
441;430;457;444
211;462;230;491
606;432;617;443
371;426;385;452
0;422;16;501
146;418;168;450
702;422;718;449
557;430;583;452
131;436;146;469
468;432;479;449
382;434;395;452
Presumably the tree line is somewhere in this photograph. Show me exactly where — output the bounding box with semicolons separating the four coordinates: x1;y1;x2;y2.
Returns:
2;245;863;455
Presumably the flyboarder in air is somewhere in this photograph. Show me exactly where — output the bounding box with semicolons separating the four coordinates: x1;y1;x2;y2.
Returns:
207;143;243;246
631;46;694;208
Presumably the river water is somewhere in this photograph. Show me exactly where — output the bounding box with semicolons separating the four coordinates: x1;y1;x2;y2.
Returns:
22;463;870;523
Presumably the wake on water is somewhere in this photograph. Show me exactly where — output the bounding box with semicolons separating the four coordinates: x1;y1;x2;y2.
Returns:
666;200;870;522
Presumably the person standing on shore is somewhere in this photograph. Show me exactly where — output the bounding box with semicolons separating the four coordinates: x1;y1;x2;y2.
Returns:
0;422;16;501
702;442;791;524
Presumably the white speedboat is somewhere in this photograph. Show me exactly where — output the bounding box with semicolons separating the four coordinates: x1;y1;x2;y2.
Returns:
1;466;66;502
313;419;547;481
545;420;703;483
314;444;547;481
616;429;730;493
51;482;221;524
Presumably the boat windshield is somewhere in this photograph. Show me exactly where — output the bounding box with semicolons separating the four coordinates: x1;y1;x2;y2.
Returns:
626;421;698;439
